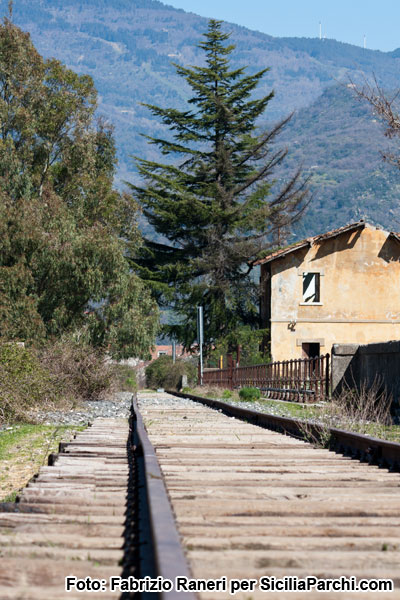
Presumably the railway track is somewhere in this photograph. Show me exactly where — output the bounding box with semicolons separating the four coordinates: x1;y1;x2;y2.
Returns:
1;391;400;599
138;391;400;599
0;409;193;600
171;390;400;471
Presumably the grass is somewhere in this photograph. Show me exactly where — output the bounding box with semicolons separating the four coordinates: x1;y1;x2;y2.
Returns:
355;423;400;443
187;385;321;416
238;397;323;419
0;424;86;501
2;490;17;502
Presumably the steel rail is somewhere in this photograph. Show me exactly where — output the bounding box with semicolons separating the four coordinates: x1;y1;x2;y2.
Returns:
0;399;195;600
131;394;197;600
168;390;400;472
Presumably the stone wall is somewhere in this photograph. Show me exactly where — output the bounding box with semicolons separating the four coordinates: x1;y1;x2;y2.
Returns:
331;341;400;416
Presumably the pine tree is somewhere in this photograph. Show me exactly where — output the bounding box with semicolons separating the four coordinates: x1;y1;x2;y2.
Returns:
131;19;308;351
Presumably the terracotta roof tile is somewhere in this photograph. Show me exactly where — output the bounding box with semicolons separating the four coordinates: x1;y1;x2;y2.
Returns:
254;220;366;266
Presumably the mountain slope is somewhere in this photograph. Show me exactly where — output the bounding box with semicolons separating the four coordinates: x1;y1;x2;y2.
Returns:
279;84;400;238
4;0;400;233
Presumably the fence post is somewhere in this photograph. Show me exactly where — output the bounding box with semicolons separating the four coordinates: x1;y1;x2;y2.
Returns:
289;359;293;401
325;353;330;400
227;353;234;390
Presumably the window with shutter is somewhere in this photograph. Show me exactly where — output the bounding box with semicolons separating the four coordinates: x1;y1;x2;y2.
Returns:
302;272;320;303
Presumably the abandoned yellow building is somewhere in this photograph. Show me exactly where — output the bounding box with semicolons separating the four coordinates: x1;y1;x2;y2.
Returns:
255;220;400;361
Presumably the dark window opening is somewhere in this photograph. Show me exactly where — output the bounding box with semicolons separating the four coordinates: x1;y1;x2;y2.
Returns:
303;272;320;303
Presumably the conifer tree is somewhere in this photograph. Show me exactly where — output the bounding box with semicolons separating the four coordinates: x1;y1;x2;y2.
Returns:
131;20;308;351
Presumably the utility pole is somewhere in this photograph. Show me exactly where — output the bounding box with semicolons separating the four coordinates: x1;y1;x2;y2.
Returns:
197;306;204;385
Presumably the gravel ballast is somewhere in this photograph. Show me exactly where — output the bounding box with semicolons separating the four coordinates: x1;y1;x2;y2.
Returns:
20;390;305;428
137;391;199;409
27;391;134;426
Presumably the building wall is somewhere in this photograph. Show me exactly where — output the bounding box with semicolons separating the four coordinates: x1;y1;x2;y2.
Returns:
265;225;400;360
150;345;188;361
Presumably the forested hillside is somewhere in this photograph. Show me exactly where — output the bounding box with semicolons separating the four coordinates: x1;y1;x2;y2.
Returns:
280;85;400;237
5;0;400;235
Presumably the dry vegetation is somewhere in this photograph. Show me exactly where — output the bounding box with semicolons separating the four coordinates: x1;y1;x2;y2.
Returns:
0;339;120;425
300;379;394;445
0;342;139;502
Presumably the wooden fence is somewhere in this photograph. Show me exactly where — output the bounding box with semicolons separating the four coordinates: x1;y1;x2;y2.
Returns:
202;354;330;403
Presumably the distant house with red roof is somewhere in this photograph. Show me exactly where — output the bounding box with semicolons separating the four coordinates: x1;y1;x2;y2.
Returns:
150;344;191;361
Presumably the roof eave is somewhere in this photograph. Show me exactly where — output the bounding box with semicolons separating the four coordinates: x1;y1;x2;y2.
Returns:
253;240;311;266
254;220;366;266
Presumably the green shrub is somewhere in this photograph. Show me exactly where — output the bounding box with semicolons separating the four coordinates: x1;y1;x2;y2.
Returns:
145;355;197;390
0;342;65;423
222;389;232;399
113;363;137;393
239;387;261;401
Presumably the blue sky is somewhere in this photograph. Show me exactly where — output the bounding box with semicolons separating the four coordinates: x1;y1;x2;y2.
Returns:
166;0;400;52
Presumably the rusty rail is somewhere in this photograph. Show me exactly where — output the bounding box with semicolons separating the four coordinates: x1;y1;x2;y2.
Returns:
203;354;330;402
131;395;196;599
0;397;195;600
